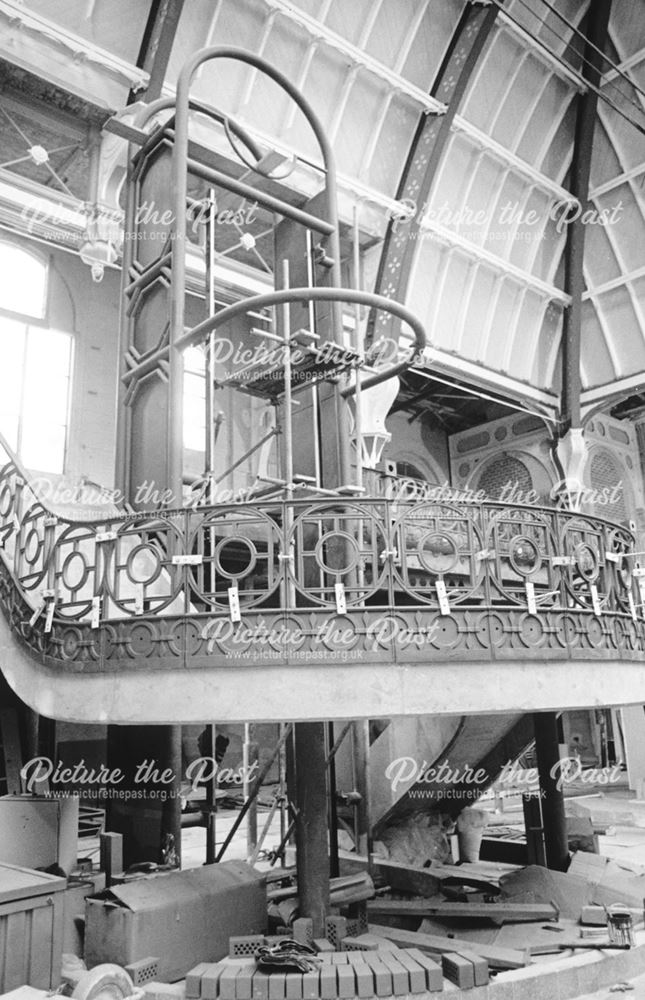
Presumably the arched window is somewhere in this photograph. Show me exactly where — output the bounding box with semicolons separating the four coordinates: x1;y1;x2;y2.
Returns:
0;242;47;319
0;242;73;474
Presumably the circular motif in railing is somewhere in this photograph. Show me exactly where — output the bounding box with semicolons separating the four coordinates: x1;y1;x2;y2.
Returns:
128;622;156;656
555;614;578;648
0;482;13;519
315;531;360;575
23;527;42;565
613;618;625;649
519;614;545;646
214;537;257;579
62;550;89;592
478;612;507;648
60;627;82;658
586;616;604;647
574;543;599;582
509;536;541;576
126;543;162;586
417;531;459;574
617;555;632;590
431;616;460;648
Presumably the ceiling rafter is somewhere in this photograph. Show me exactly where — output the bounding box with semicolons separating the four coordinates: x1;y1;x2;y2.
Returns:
591;160;645;197
393;0;433;76
496;13;587;91
451;117;576;203
133;0;185;103
583;263;645;300
260;0;447;115
602;45;645;84
419;217;570;304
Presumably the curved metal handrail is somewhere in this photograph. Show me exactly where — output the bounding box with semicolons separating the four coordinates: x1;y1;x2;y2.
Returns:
0;421;642;674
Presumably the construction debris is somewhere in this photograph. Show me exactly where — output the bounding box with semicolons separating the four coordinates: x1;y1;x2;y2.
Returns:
368;922;529;969
570;851;645;909
366;897;559;924
498;863;592;919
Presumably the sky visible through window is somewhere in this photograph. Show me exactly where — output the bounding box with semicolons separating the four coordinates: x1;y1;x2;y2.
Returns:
0;243;72;474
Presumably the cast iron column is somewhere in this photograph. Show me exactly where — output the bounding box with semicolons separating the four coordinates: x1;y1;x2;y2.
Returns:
533;712;568;871
294;722;330;935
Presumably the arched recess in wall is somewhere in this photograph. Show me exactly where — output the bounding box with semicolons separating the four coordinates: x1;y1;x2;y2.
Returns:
586;446;634;524
470;450;555;504
381;448;446;500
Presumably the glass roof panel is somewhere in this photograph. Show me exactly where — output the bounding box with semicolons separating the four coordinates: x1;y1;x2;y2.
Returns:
398;0;463;90
580;300;617;387
595;184;645;273
22;0;153;63
582;222;623;288
595;286;645;378
460;29;526;133
516;76;574;165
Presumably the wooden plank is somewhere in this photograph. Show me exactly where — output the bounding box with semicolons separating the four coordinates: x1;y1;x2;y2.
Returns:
367;898;558;924
372;859;441;897
369;923;528;970
267;873;373;903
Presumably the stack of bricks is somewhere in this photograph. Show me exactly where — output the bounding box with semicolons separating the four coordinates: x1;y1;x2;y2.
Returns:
182;921;490;998
184;942;445;999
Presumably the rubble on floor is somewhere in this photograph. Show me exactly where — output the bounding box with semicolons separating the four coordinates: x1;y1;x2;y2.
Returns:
5;814;645;1000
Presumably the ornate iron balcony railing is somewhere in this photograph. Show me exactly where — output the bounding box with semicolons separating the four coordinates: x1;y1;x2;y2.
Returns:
0;434;643;673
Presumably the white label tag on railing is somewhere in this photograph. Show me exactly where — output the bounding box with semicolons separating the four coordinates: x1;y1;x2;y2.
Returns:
172;554;203;566
134;584;144;615
96;531;117;543
436;580;450;616
526;581;537;615
476;549;495;562
44;516;58;528
28;602;45;628
629;592;637;621
639;579;645;611
551;555;574;566
228;585;241;623
335;582;347;615
605;552;620;563
91;596;102;629
44;599;56;633
590;584;602;616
